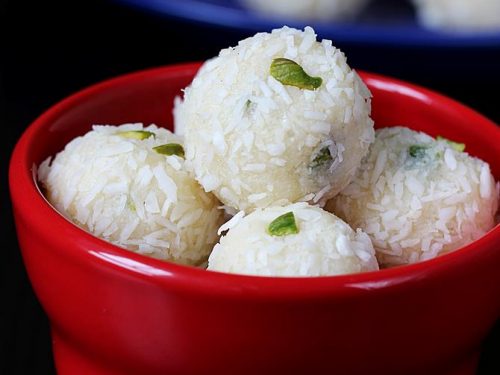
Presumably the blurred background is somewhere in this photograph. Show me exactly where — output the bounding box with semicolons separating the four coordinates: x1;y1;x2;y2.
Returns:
1;0;499;373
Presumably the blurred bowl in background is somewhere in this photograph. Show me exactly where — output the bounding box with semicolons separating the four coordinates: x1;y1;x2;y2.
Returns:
110;0;500;123
9;63;500;375
112;0;500;48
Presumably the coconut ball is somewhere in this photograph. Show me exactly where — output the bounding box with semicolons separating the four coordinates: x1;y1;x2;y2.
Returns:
327;126;499;267
241;0;370;21
207;202;379;276
38;123;224;266
175;26;374;212
412;0;500;31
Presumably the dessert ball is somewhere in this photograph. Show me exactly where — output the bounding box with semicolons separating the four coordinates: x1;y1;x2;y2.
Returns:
175;26;374;212
241;0;370;21
327;127;499;266
207;202;379;276
38;123;224;265
412;0;500;31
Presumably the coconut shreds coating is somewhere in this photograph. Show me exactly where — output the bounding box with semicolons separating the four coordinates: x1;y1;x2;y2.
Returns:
412;0;500;31
38;123;224;266
175;26;374;212
327;127;499;267
207;202;379;276
241;0;370;21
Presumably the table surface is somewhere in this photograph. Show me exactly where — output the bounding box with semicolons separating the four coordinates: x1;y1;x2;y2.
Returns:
1;0;498;374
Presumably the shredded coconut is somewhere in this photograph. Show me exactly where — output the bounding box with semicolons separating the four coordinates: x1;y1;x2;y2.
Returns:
327;126;498;266
175;26;374;212
208;203;378;276
38;123;225;265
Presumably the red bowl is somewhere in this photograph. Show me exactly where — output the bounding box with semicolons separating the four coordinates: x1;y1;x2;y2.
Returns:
9;63;500;375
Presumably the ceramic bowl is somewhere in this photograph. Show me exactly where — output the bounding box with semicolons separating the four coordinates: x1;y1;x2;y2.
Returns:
9;63;500;375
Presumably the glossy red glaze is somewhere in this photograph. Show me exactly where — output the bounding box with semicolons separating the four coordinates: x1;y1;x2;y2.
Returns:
9;63;500;375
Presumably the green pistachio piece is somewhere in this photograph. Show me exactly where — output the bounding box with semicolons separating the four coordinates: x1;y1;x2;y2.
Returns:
153;143;185;158
267;211;299;236
436;136;465;152
310;147;332;169
118;130;155;140
408;145;428;159
127;200;136;212
270;58;322;90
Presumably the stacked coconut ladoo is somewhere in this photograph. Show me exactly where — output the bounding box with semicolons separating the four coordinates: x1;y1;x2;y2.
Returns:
175;26;498;275
39;27;498;277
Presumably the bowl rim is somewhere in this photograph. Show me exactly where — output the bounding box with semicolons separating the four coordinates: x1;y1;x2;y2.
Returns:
9;62;500;299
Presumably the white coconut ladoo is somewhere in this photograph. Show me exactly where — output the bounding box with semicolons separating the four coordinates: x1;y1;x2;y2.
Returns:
327;127;499;267
412;0;500;31
38;123;224;266
241;0;370;21
175;26;374;212
207;202;379;276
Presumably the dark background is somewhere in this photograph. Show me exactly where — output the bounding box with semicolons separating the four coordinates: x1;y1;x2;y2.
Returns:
1;0;498;373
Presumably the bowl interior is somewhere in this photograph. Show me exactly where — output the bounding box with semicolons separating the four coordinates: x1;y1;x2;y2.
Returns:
12;62;500;288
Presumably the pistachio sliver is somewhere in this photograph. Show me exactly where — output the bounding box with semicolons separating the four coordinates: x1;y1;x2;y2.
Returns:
267;211;299;236
153;143;185;158
270;58;322;90
310;146;332;169
408;145;428;159
118;130;155;140
436;136;465;152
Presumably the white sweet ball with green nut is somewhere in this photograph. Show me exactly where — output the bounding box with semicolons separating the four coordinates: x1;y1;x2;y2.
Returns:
207;202;379;276
327;127;499;267
241;0;371;21
175;26;374;212
38;123;224;266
